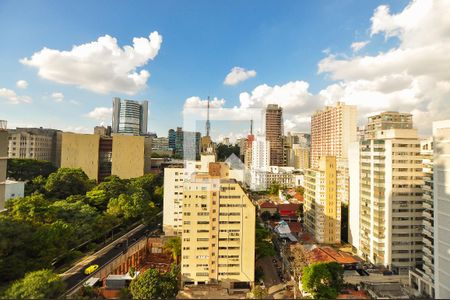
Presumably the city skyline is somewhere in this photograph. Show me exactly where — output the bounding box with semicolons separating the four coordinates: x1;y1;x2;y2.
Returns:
2;0;448;139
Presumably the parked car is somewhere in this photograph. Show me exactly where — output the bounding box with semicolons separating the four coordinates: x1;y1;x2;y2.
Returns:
84;264;99;275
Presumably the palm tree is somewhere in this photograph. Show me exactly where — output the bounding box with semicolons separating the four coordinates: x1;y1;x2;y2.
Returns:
164;236;181;263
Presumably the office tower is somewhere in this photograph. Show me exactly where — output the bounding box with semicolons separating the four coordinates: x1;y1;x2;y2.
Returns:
357;112;423;274
152;137;169;151
244;135;254;170
409;138;434;298
310;102;357;167
433;120;450;299
291;144;310;170
265;104;284;166
0;121;8;211
112;97;148;135
7;127;61;166
304;156;341;244
185;131;202;160
168;129;176;151
181;163;255;289
60;133;151;181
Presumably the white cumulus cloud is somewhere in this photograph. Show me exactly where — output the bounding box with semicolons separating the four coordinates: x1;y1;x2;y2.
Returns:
351;41;369;52
20;31;163;95
51;92;64;102
224;67;256;86
16;80;28;89
318;0;450;133
86;107;113;120
0;88;32;104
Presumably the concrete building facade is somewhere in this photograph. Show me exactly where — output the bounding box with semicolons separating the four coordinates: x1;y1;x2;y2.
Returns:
61;133;151;182
433;120;450;299
181;166;255;290
265;104;284;166
310;102;357;167
0;121;8;211
304;156;341;244
358;116;423;274
7;127;61;166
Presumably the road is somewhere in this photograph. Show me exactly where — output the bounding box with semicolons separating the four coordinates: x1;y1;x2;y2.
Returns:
62;212;162;295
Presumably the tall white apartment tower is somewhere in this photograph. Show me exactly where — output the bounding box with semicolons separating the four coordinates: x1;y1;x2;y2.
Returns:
358;112;423;274
433;120;450;299
112;97;148;135
251;135;270;171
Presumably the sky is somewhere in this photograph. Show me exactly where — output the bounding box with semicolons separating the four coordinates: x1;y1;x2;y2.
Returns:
1;0;449;140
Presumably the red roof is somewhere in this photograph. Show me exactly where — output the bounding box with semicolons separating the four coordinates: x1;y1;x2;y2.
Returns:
287;222;302;233
277;203;300;211
293;193;304;202
307;247;359;265
259;201;277;209
337;290;369;299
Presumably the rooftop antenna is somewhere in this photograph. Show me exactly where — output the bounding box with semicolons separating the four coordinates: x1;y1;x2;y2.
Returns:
206;96;211;137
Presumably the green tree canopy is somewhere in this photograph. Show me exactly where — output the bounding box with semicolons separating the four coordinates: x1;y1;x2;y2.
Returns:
301;262;344;299
45;168;93;199
250;285;268;299
107;189;155;221
7;158;57;181
164;236;181;262
255;222;276;259
3;269;65;299
129;268;178;299
260;211;271;222
216;143;240;161
6;193;49;223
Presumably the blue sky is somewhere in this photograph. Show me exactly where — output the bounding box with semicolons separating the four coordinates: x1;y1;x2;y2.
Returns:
2;0;446;138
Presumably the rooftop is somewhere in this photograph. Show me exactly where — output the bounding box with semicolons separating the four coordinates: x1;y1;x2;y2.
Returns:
307;246;359;265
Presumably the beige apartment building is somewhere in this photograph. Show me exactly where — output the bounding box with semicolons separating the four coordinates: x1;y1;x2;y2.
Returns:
358;112;423;274
0;121;8;211
310;102;357;167
304;156;341;244
61;133;151;181
181;163;255;290
292;144;310;170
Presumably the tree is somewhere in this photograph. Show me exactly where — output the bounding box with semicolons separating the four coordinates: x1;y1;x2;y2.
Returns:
296;203;304;223
260;211;271;222
250;285;268;299
295;186;305;196
271;211;281;221
216;143;240;161
255;222;276;259
45;168;92;199
107;189;156;222
130;268;178;299
164;236;181;263
268;183;281;195
7;158;57;181
301;262;343;299
3;269;65;299
6;193;49;223
25;175;47;195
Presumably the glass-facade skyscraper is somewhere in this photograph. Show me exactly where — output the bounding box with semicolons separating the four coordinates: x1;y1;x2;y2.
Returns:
112;97;148;135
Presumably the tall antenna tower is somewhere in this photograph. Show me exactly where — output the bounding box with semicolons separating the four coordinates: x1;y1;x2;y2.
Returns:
250;119;253;135
206;96;211;137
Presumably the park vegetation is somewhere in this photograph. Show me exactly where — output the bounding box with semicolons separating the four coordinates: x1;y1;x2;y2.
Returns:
301;262;344;299
1;161;163;297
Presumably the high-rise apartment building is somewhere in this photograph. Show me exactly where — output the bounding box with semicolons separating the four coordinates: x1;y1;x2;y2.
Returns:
310;102;357;167
168;129;176;151
409;138;434;298
433;120;450;299
265;104;284;166
7;127;61;166
304;156;341;244
112;97;148;135
0;121;8;211
173;127;201;159
60;133;151;181
357;112;423;274
181;163;255;290
291;144;310;170
365;112;413;138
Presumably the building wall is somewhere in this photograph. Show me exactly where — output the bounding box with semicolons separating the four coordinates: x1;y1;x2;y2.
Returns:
292;145;310;170
61;133;100;181
181;176;255;288
348;142;361;251
265;104;284;166
359;129;423;274
0;130;8;211
111;135;151;179
433;120;450;299
5;180;25;200
304;156;341;244
163;168;185;236
310;102;357;168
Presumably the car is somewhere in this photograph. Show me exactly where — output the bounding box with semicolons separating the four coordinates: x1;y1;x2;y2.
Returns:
84;264;99;275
